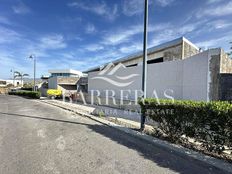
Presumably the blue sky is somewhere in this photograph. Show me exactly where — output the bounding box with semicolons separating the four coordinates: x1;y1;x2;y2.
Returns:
0;0;232;79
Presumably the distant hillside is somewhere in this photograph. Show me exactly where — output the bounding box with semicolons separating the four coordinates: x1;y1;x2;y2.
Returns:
16;78;43;84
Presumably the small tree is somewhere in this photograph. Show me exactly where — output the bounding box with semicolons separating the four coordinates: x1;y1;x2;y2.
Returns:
14;71;29;87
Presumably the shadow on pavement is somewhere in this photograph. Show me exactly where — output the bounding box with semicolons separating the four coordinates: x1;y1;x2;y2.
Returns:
0;112;228;174
87;124;228;174
0;112;90;127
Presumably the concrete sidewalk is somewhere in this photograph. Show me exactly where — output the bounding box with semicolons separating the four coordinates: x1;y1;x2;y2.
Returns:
40;99;154;131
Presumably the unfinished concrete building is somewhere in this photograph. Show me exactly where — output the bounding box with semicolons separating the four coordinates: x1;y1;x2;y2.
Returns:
84;37;232;102
85;37;200;72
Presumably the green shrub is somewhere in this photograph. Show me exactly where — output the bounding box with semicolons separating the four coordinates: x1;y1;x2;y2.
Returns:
8;91;40;99
139;98;232;153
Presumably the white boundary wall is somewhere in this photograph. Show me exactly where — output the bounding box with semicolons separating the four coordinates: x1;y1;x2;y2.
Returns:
88;50;218;101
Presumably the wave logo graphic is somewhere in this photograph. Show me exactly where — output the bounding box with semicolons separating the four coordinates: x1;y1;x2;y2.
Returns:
91;63;139;87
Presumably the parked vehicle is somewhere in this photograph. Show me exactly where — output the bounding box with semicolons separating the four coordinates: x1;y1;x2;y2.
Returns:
47;89;62;99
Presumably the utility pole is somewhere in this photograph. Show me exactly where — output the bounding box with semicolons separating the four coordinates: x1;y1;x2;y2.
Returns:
141;0;148;131
10;69;15;86
28;54;36;91
34;56;36;91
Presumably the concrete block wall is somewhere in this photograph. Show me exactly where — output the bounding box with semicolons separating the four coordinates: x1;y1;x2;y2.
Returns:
88;48;232;103
48;76;58;89
163;44;183;61
220;49;232;73
183;41;199;58
182;51;209;100
120;41;197;67
88;50;217;102
88;65;142;100
121;43;183;67
146;60;183;100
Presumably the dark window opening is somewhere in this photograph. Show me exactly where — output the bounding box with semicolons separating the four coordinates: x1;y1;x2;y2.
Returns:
126;63;137;67
87;68;100;73
147;57;164;64
0;81;6;85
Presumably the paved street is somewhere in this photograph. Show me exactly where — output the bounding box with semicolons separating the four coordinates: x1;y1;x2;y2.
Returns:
0;95;229;174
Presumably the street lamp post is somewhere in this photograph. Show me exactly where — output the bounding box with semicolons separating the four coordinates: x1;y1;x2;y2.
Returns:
28;54;36;91
141;0;148;131
10;69;15;87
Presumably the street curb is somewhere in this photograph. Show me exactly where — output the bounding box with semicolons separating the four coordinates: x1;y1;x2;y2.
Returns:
39;100;232;173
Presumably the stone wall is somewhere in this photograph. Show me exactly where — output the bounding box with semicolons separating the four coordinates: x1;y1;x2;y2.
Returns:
122;41;199;67
163;44;183;61
183;41;199;58
57;77;79;85
207;49;232;101
220;49;232;73
121;43;184;67
208;54;221;101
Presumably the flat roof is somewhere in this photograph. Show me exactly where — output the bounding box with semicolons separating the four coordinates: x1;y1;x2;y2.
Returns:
83;37;199;73
48;69;83;76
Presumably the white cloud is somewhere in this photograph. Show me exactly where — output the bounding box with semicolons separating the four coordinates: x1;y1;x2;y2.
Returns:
155;0;175;7
103;25;142;45
85;23;97;34
207;0;223;4
12;1;30;14
150;17;230;48
67;2;78;7
103;23;170;45
177;21;204;35
207;20;232;29
119;43;143;54
0;16;12;25
149;21;205;46
39;34;66;49
60;16;82;23
68;1;118;21
197;1;232;18
196;33;232;51
122;0;175;16
122;0;144;16
0;51;33;79
85;44;104;52
0;26;21;44
23;44;50;58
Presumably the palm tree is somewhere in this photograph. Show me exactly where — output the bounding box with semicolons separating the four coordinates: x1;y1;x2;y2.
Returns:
14;71;29;87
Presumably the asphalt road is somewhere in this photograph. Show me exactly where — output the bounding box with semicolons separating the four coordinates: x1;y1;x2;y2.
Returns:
0;95;230;174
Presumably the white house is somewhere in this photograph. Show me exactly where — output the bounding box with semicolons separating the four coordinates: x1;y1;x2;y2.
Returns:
48;69;85;95
0;79;23;87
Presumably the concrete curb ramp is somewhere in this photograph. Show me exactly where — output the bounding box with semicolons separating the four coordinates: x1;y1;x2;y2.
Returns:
39;100;232;173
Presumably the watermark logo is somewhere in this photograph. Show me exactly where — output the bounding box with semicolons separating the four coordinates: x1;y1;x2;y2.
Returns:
91;63;139;87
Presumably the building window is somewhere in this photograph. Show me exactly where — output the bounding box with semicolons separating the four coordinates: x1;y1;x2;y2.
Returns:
147;57;164;64
0;81;6;85
126;63;137;67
